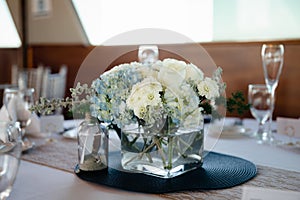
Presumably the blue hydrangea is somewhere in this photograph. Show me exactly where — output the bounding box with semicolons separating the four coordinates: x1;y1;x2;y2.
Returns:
91;62;145;128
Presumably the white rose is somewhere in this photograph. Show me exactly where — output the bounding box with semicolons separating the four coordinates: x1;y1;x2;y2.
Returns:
157;59;187;89
186;63;204;82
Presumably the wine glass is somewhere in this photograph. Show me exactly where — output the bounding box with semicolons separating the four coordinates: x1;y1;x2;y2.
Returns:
138;45;159;65
3;88;35;148
0;121;22;199
261;44;284;141
248;84;273;144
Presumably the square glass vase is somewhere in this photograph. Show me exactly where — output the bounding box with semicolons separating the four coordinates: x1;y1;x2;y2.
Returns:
120;124;204;179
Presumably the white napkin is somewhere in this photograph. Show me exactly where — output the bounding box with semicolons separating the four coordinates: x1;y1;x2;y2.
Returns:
242;186;300;200
0;105;41;136
40;115;64;134
277;117;300;138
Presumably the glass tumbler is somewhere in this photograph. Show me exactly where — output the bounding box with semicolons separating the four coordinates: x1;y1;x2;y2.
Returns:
248;84;273;143
138;45;159;66
0;121;22;200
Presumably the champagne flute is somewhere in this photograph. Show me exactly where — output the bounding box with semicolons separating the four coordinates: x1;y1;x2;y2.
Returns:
248;84;273;144
0;121;22;200
3;88;35;150
261;44;284;141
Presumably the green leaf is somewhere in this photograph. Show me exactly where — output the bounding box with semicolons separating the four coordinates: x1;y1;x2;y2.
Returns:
226;91;250;116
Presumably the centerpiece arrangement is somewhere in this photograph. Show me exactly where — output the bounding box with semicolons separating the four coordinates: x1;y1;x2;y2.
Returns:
92;58;224;178
31;57;248;178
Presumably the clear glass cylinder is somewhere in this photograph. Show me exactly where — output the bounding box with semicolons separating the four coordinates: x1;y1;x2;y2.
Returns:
77;115;108;171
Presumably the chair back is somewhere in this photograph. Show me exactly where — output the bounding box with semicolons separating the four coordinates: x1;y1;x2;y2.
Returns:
12;65;44;102
41;65;68;99
11;65;68;101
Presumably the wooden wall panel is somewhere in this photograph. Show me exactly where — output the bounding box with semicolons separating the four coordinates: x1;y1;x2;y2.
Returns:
0;49;20;84
0;48;20;107
30;41;300;118
203;42;300;119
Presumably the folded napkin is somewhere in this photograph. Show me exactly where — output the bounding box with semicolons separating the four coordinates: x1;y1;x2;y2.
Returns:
277;117;300;138
0;106;64;137
0;106;40;134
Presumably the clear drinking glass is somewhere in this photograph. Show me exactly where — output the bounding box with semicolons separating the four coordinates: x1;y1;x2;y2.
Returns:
248;84;273;144
138;45;159;66
0;121;22;199
261;44;284;141
3;88;35;151
3;88;34;137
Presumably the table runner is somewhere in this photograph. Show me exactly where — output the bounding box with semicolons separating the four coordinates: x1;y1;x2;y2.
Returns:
22;133;300;200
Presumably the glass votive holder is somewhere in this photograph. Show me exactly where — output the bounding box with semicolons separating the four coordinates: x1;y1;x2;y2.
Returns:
76;115;108;172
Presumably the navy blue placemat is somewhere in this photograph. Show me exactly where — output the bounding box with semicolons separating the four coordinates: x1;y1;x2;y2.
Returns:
75;151;257;193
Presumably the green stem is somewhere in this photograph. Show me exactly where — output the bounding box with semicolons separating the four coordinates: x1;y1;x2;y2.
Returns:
138;141;156;159
154;137;166;166
122;133;141;153
178;137;192;149
123;140;157;166
167;136;173;169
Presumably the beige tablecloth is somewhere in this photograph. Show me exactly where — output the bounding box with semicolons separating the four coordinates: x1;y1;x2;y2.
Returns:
22;133;300;200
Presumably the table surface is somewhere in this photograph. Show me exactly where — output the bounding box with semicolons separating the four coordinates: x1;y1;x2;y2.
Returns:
8;118;300;200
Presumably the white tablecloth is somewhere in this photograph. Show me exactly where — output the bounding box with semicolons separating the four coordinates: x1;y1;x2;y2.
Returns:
211;118;300;173
8;118;300;200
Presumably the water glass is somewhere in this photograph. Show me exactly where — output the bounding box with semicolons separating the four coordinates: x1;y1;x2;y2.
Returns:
138;45;159;65
0;121;22;199
3;88;34;137
248;84;273;143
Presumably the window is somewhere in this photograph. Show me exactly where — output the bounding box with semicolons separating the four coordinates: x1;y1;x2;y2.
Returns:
0;0;21;48
73;0;300;45
213;0;300;41
72;0;213;45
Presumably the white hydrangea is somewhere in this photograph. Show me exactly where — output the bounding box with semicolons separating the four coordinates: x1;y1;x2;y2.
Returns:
183;107;203;129
197;77;220;100
126;77;162;119
89;58;223;128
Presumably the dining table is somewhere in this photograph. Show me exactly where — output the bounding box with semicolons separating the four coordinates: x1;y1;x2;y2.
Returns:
8;117;300;200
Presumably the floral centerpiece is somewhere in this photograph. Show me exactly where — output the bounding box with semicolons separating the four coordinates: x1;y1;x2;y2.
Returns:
90;58;224;129
32;58;249;178
91;58;224;178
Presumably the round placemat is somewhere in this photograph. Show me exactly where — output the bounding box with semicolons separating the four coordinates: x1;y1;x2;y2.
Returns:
75;151;257;193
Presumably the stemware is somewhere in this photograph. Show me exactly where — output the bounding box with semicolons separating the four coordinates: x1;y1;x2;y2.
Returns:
0;121;22;199
138;45;159;65
261;44;284;141
3;88;35;149
248;84;273;143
